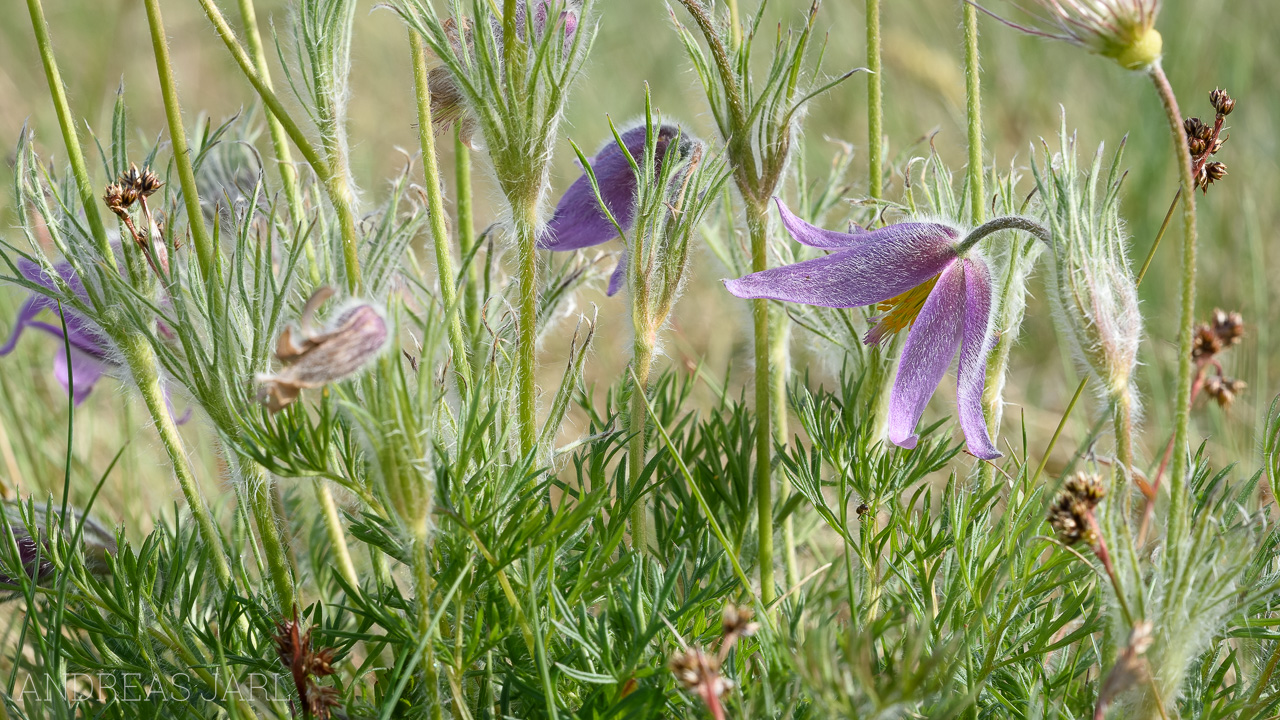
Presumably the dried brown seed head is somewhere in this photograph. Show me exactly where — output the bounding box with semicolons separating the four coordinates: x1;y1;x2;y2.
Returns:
103;183;138;213
273;614;342;720
1204;161;1228;183
1210;88;1235;116
721;604;759;644
1184;117;1212;141
1048;473;1106;547
1188;137;1208;157
668;647;729;696
1205;375;1246;409
1211;309;1244;347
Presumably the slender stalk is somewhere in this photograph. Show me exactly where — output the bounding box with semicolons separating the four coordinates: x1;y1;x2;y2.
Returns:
25;0;115;266
121;334;233;589
514;199;540;455
411;32;473;393
232;0;319;282
727;0;743;49
1030;376;1088;486
866;0;883;199
963;2;984;224
240;460;296;612
747;204;776;608
455;128;482;357
142;0;216;283
192;0;361;292
1148;63;1196;543
628;338;654;552
313;479;358;589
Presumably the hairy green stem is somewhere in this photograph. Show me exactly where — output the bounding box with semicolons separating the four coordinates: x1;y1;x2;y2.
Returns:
747;205;776;608
193;0;361;292
314;479;358;589
411;535;443;719
239;459;296;612
122;335;233;589
232;0;318;282
1149;63;1196;543
770;304;798;589
28;0;233;593
628;337;654;552
412;32;473;393
455;129;482;359
24;0;114;266
866;0;883;199
963;2;984;224
514;199;540;456
142;0;216;283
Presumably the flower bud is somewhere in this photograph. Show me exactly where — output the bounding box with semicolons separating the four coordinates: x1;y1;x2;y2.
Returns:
985;0;1162;70
258;288;389;412
1035;127;1143;402
0;501;116;586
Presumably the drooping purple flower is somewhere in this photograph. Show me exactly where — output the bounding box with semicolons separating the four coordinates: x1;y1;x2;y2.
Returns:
0;259;113;405
724;199;1001;459
540;124;681;296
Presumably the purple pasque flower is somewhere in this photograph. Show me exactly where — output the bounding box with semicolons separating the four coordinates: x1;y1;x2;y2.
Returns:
540;123;681;296
724;199;1000;459
0;259;113;406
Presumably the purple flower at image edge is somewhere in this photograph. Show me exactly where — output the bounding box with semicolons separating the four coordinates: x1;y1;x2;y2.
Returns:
0;259;112;406
724;199;1000;460
540;124;681;297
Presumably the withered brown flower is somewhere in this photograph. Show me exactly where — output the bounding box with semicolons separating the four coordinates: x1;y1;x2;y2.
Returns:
273;612;341;720
257;287;389;413
1047;473;1107;547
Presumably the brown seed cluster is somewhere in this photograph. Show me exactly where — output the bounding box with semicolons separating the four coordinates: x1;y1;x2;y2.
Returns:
720;604;759;648
1047;473;1107;548
1193;309;1244;361
667;602;759;720
102;163;162;217
1185;89;1234;193
273;613;341;720
1191;309;1246;410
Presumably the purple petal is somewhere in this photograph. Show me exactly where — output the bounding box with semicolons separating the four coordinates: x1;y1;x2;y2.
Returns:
52;346;107;406
774;198;875;249
606;252;627;297
887;261;964;450
956;259;1001;460
723;224;959;308
541;124;679;252
0;296;50;357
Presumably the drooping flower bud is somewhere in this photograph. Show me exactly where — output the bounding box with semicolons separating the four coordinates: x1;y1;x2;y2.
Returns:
979;0;1162;70
1035;124;1142;403
258;287;389;412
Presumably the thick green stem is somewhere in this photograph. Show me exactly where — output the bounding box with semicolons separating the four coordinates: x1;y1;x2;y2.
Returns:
747;205;775;608
963;2;984;225
232;0;318;282
411;32;473;393
1149;63;1196;543
314;479;358;589
866;0;883;199
239;459;296;612
628;337;654;552
121;334;233;589
411;535;443;719
142;0;216;283
455;129;482;358
25;0;114;266
770;304;798;589
514;199;540;456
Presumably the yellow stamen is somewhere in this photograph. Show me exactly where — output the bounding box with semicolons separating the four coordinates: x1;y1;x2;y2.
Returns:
867;275;940;344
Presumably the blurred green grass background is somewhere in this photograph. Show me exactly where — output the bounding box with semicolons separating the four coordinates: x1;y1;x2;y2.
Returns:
0;0;1274;530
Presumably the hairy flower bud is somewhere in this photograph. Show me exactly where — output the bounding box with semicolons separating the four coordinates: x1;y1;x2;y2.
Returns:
0;502;116;587
1035;126;1142;403
980;0;1162;70
258;288;389;412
